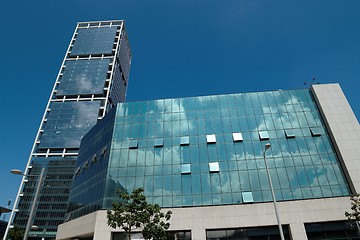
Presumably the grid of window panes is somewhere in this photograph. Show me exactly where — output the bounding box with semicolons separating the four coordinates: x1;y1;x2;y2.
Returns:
118;30;131;82
38;101;101;149
56;59;111;96
70;27;118;56
104;89;350;208
13;156;76;235
66;109;116;220
109;61;127;104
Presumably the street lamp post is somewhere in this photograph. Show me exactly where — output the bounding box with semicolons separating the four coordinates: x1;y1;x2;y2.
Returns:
11;167;45;240
263;143;285;240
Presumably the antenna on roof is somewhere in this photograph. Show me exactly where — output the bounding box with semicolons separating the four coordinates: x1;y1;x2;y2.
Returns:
304;77;320;86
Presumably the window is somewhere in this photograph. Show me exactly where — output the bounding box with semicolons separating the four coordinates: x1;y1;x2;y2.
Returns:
180;136;190;145
154;138;164;147
129;139;138;149
242;192;254;203
181;164;191;174
232;132;243;142
310;127;322;137
206;134;216;144
209;162;219;172
259;131;269;140
91;154;97;163
101;146;107;156
285;129;295;138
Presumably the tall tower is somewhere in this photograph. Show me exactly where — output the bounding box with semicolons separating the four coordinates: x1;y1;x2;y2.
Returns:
5;20;131;240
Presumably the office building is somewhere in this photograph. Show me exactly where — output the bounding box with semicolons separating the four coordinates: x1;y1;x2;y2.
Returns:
5;20;131;240
56;83;360;240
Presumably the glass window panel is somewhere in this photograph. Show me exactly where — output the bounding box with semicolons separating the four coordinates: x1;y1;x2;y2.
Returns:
285;129;295;138
181;164;191;174
209;162;220;172
129;139;138;149
181;175;192;195
180;136;190;145
206;134;216;144
192;174;201;194
242;192;254;203
310;127;322;136
258;131;269;140
232;132;243;142
154;138;164;147
217;144;227;161
201;174;211;194
249;170;261;190
239;171;251;191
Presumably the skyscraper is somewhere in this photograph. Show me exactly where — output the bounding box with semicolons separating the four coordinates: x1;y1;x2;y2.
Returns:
5;20;131;240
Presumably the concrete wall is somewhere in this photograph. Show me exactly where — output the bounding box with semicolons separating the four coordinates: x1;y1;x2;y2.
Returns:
57;197;351;240
311;83;360;193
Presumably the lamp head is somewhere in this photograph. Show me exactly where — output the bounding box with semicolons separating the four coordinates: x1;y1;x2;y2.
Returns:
265;143;271;151
10;169;23;175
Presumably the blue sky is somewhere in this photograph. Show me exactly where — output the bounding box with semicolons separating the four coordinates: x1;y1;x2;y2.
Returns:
0;0;359;217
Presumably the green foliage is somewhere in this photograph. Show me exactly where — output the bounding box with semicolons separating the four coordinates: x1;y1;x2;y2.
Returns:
7;225;24;240
107;187;172;240
345;194;360;222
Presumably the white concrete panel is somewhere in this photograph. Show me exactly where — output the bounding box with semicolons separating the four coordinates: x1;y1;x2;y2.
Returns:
56;197;352;240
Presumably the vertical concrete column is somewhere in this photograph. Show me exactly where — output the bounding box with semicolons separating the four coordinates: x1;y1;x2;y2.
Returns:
311;84;360;194
289;222;308;240
94;230;111;240
192;228;206;240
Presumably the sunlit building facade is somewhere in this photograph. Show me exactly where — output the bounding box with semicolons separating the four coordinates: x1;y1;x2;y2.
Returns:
57;84;360;240
5;20;131;240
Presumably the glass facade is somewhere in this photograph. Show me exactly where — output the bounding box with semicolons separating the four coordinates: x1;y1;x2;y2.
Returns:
10;20;131;239
38;101;101;149
70;27;118;56
67;109;116;220
67;89;351;220
56;59;111;96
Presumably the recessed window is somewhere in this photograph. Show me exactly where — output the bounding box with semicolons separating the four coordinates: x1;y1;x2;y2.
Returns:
284;129;295;138
232;132;243;142
209;162;219;172
259;131;269;140
181;164;191;174
310;127;322;137
206;134;216;144
101;147;107;156
242;192;254;203
129;139;138;149
180;136;190;146
154;138;164;147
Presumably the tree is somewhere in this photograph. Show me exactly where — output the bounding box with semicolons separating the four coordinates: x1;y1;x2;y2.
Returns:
107;187;172;240
345;194;360;231
7;225;24;240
